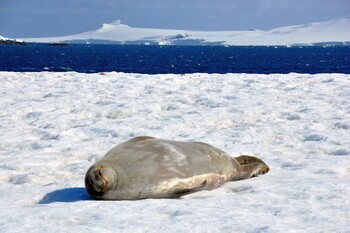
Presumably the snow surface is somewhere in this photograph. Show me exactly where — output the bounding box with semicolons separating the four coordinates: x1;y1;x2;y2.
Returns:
21;16;350;46
0;72;349;232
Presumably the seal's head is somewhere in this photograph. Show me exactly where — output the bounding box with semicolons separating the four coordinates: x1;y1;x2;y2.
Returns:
85;161;117;199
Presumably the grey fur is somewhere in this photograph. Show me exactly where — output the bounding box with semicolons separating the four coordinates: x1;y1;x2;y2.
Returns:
85;136;269;200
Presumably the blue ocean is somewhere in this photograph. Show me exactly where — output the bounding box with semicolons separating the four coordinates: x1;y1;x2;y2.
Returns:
1;44;349;74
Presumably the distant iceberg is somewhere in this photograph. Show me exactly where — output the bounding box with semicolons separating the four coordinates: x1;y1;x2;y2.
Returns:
19;16;350;46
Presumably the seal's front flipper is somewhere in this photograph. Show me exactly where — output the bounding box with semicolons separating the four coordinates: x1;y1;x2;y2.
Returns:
169;180;207;198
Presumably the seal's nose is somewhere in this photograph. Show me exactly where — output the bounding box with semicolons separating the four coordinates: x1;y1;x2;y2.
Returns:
92;168;106;188
87;165;109;193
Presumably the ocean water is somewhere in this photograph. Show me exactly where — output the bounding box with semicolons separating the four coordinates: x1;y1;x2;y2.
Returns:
0;44;349;74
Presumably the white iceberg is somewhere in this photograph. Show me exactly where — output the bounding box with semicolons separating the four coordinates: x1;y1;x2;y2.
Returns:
20;16;350;46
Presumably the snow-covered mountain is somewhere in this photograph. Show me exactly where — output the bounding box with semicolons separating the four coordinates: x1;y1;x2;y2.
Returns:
0;35;26;45
21;16;350;46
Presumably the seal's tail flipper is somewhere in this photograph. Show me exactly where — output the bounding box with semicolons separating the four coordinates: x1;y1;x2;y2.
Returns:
233;155;270;180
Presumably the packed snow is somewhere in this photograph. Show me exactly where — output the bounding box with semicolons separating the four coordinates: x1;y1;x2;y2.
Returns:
21;16;350;46
0;72;349;232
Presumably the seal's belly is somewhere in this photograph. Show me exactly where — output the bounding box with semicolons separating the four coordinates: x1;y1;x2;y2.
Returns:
85;137;269;200
104;139;237;199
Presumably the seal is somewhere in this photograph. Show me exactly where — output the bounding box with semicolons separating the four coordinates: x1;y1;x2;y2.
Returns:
85;136;269;200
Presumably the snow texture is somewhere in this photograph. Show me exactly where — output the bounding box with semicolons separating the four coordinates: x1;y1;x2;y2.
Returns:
21;16;350;46
0;72;349;232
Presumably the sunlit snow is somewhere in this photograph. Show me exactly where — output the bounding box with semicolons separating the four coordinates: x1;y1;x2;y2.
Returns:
0;72;349;232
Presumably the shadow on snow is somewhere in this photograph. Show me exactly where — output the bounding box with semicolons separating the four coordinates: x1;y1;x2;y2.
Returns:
39;187;91;204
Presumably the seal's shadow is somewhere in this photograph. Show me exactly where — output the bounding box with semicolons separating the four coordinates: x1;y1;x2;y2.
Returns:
39;187;91;204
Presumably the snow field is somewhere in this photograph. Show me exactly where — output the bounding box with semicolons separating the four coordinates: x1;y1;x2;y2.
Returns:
0;72;349;232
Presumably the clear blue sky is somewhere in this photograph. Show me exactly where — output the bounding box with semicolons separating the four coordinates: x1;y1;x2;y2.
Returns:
1;0;349;38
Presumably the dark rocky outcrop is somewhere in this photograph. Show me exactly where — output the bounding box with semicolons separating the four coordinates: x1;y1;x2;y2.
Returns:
0;39;27;45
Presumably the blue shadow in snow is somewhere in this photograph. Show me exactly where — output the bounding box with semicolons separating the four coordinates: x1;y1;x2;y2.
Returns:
39;187;91;204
